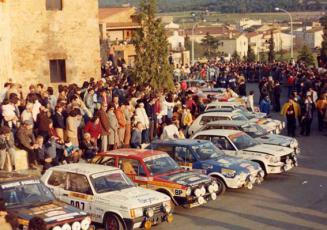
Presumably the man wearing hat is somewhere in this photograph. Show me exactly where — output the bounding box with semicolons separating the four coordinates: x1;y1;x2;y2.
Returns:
16;120;38;169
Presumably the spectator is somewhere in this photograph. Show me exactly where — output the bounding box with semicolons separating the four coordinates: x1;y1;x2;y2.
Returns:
107;104;120;149
80;132;98;160
16;120;38;169
281;98;301;137
0;126;16;171
131;122;143;149
66;108;82;146
161;119;179;140
259;96;271;116
134;102;150;143
52;104;65;142
96;103;110;151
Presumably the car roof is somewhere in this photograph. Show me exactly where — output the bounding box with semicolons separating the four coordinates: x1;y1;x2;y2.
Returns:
103;148;169;159
151;139;210;146
194;129;242;137
206;120;249;126
0;171;36;184
200;111;238;117
206;101;240;107
49;163;118;175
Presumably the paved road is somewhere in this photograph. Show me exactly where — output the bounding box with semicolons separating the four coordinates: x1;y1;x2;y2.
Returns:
155;84;327;230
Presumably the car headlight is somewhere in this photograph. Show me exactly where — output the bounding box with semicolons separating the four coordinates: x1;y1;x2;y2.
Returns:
53;227;62;230
62;223;72;230
200;186;206;196
72;222;81;230
186;187;192;196
269;156;280;163
197;196;205;205
212;181;219;192
194;188;202;197
130;208;143;218
208;185;214;193
221;168;236;177
81;217;91;230
145;208;154;218
163;201;172;213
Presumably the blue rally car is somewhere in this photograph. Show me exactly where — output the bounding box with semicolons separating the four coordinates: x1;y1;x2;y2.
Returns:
147;139;264;195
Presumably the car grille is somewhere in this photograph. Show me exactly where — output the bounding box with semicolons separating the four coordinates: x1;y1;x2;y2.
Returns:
146;203;163;214
280;153;294;164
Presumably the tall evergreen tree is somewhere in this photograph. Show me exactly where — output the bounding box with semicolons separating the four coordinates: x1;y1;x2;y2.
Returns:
297;45;315;66
201;32;221;58
268;30;275;63
247;45;256;62
132;0;174;90
231;51;240;62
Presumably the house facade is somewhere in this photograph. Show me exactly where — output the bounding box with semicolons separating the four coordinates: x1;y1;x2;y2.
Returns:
0;0;101;88
218;34;249;58
99;7;140;66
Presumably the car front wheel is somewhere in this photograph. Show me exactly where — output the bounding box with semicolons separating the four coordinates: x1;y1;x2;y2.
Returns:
213;177;226;196
104;213;124;230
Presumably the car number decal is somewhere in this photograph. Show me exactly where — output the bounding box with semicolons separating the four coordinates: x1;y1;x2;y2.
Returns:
174;189;183;196
70;200;85;210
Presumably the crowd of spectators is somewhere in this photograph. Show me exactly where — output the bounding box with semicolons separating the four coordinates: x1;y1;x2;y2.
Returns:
0;60;326;172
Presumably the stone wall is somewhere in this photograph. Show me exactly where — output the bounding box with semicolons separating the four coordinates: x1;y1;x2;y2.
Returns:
0;0;101;89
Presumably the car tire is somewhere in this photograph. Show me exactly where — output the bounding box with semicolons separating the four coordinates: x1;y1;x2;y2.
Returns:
213;177;226;196
253;161;267;178
104;213;124;230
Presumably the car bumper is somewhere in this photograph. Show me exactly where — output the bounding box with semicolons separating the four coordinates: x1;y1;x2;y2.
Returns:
124;213;172;229
225;170;264;189
267;158;298;174
177;193;215;208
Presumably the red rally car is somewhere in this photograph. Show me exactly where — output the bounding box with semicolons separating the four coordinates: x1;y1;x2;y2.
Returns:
91;149;218;208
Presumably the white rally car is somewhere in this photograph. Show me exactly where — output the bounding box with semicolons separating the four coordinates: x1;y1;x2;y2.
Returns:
41;163;173;230
192;129;298;176
188;111;283;136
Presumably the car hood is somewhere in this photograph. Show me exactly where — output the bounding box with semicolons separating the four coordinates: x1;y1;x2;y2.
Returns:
9;200;87;224
158;171;212;187
99;187;169;209
202;157;261;174
255;134;293;146
245;144;293;157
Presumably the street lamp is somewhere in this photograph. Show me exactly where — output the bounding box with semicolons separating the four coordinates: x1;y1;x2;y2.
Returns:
275;7;294;62
191;19;206;65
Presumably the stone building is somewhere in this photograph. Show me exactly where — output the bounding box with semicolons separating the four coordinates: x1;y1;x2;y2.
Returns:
0;0;101;89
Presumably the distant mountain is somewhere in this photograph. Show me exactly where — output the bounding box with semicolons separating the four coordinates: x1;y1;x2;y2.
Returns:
99;0;326;13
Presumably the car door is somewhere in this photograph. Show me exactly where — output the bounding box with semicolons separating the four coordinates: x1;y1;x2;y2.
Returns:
62;172;94;214
118;157;148;187
210;136;238;157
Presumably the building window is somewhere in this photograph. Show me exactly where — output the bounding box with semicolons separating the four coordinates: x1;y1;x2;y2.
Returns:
49;59;66;83
46;0;63;11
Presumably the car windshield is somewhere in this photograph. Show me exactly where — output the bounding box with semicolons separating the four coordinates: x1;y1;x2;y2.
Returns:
237;110;256;119
232;114;248;121
91;171;135;193
144;156;180;176
229;133;260;150
241;123;268;138
191;142;224;160
1;180;55;208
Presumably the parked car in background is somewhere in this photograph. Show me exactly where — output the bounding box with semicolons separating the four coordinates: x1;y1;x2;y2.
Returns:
0;171;91;230
91;149;218;208
42;163;173;230
192;129;298;176
147;139;264;195
198;120;300;154
188;111;282;136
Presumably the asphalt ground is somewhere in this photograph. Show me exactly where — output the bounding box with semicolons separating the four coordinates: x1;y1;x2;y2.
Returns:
154;83;327;230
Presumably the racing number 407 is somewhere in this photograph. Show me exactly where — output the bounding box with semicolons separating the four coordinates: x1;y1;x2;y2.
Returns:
70;200;85;210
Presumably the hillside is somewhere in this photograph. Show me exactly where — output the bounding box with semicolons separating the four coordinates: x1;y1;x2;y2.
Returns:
99;0;326;13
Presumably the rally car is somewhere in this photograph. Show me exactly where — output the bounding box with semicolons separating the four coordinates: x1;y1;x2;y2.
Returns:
192;129;298;176
188;111;282;136
41;163;173;230
147;139;265;195
0;171;91;230
198;120;300;154
91;149;218;208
